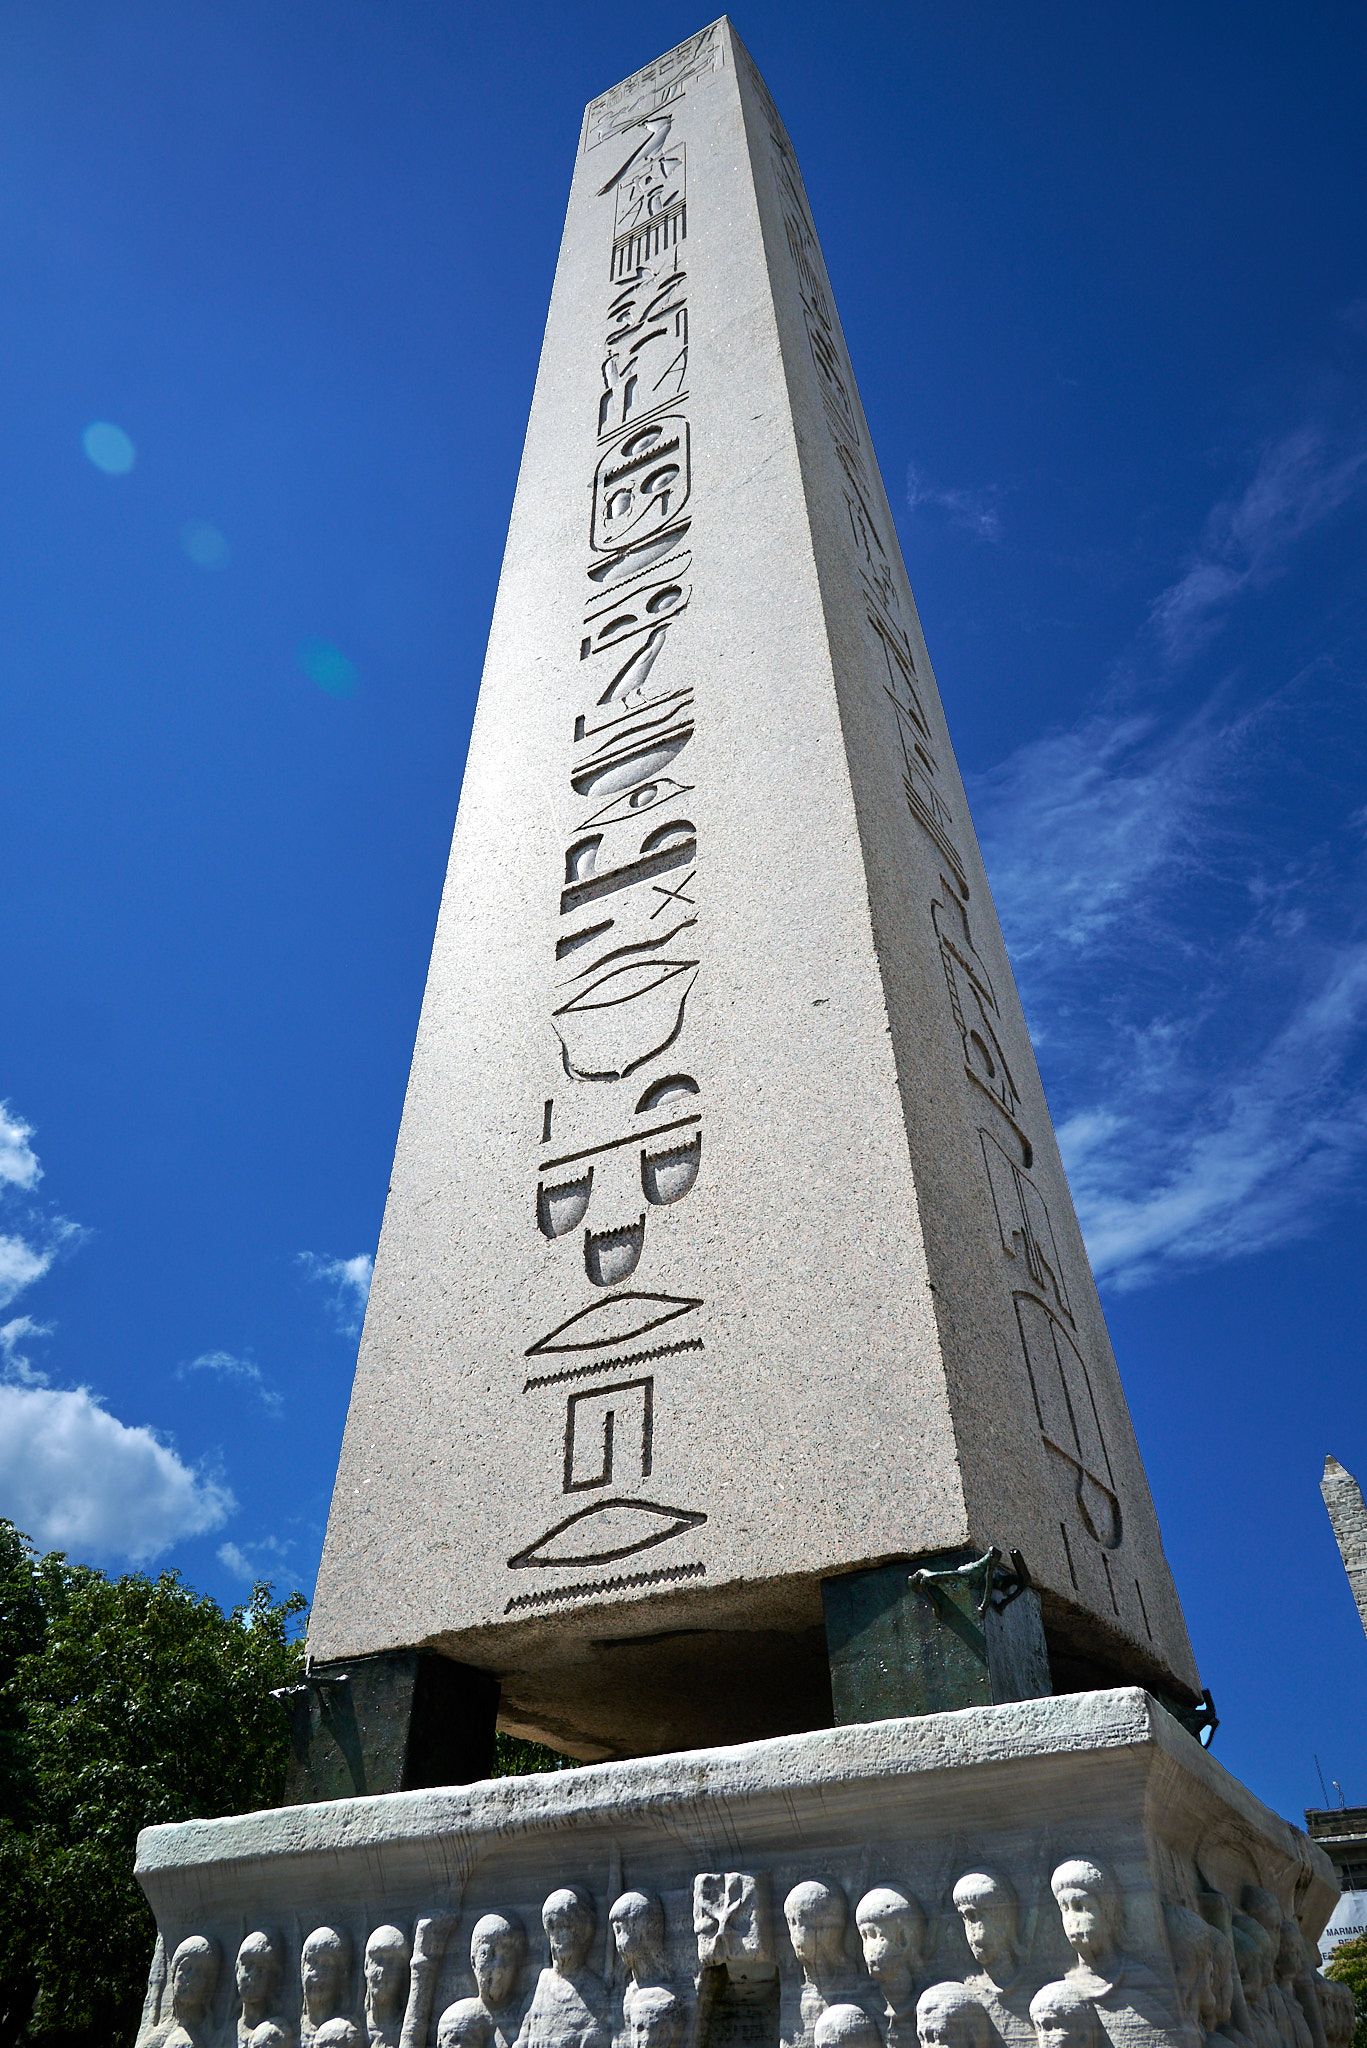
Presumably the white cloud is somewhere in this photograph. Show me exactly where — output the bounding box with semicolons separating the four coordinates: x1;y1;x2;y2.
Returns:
971;711;1225;958
1149;428;1367;662
0;1316;51;1386
906;461;1002;540
217;1533;292;1583
0;1105;41;1190
1059;939;1367;1287
0;1383;235;1562
298;1251;374;1338
0;1234;54;1307
179;1349;282;1413
973;416;1367;1290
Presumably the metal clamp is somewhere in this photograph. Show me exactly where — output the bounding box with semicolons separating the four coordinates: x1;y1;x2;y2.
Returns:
909;1546;1032;1622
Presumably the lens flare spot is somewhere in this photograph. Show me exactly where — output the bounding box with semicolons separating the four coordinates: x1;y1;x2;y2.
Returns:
83;422;135;474
181;521;229;569
298;637;358;697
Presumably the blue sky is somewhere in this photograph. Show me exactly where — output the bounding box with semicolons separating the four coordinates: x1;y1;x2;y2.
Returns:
1;0;1364;1823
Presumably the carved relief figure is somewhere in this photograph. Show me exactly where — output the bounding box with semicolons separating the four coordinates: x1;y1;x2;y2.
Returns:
152;1936;221;2048
1277;1920;1327;2048
611;1892;670;2034
250;2024;294;2048
301;1929;353;2048
439;2005;493;2048
365;1927;411;2048
1229;1918;1279;2048
815;2007;884;2048
784;1882;873;2048
952;1870;1036;2048
1193;1893;1254;2048
315;2022;363;2048
519;1887;611;2048
694;1872;774;1981
917;1985;994;2048
237;1934;287;2048
856;1886;926;2048
464;1911;531;2048
628;1989;687;2048
1240;1895;1311;2048
1162;1906;1214;2048
1050;1862;1180;2048
1028;1984;1100;2048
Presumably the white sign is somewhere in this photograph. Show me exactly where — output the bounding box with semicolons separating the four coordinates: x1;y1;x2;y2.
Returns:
1318;1889;1367;1964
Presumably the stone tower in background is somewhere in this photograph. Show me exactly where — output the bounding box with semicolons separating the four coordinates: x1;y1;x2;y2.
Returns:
1322;1454;1367;1640
301;14;1200;1772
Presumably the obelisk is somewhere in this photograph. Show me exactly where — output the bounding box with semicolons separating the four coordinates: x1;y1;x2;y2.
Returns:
1322;1455;1367;1640
305;16;1201;1769
132;34;1340;2043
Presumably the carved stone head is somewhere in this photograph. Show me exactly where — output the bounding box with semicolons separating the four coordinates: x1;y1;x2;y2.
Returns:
629;1987;686;2048
1231;1915;1273;1999
814;2005;883;2048
1163;1905;1214;2028
364;1927;411;2019
952;1872;1020;1978
438;1998;494;2048
784;1882;848;1975
301;1928;352;2022
1028;1981;1098;2048
248;2024;291;2048
236;1933;281;2015
171;1937;221;2026
1049;1862;1121;1969
314;2021;362;2048
543;1887;596;1976
611;1893;666;1979
471;1913;526;2010
855;1889;925;1998
916;1984;992;2048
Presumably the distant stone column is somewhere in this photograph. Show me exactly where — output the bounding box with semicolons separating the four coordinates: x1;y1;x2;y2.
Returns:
1321;1456;1367;1640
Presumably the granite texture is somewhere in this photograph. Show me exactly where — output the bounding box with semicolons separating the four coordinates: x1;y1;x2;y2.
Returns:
132;1693;1337;2048
1320;1457;1367;1641
306;18;1200;1757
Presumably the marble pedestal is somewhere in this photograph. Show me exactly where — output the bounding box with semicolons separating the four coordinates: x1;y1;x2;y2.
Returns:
133;1691;1339;2048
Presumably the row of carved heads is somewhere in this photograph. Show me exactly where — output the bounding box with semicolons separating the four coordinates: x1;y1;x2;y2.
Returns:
140;1861;1349;2048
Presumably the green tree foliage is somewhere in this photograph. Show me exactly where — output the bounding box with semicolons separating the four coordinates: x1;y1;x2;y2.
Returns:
492;1732;573;1776
0;1520;306;2048
1327;1932;1367;2048
0;1520;571;2048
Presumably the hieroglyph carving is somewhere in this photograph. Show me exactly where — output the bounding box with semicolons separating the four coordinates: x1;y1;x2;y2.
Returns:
741;47;966;903
514;64;716;1599
138;1850;1339;2048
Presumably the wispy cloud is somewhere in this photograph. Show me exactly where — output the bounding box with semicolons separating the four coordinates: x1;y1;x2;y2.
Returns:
1149;428;1367;662
972;709;1231;960
0;1316;51;1387
907;461;1002;540
217;1533;293;1583
0;1382;235;1562
1057;937;1367;1288
974;418;1367;1288
0;1102;85;1312
298;1251;373;1338
178;1348;283;1414
0;1105;41;1190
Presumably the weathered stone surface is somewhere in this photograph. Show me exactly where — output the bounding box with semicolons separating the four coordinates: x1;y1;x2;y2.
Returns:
133;1692;1336;2048
306;19;1200;1758
1320;1455;1367;1640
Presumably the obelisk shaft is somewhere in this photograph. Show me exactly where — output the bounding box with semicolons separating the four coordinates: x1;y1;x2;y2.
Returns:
308;19;1200;1759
